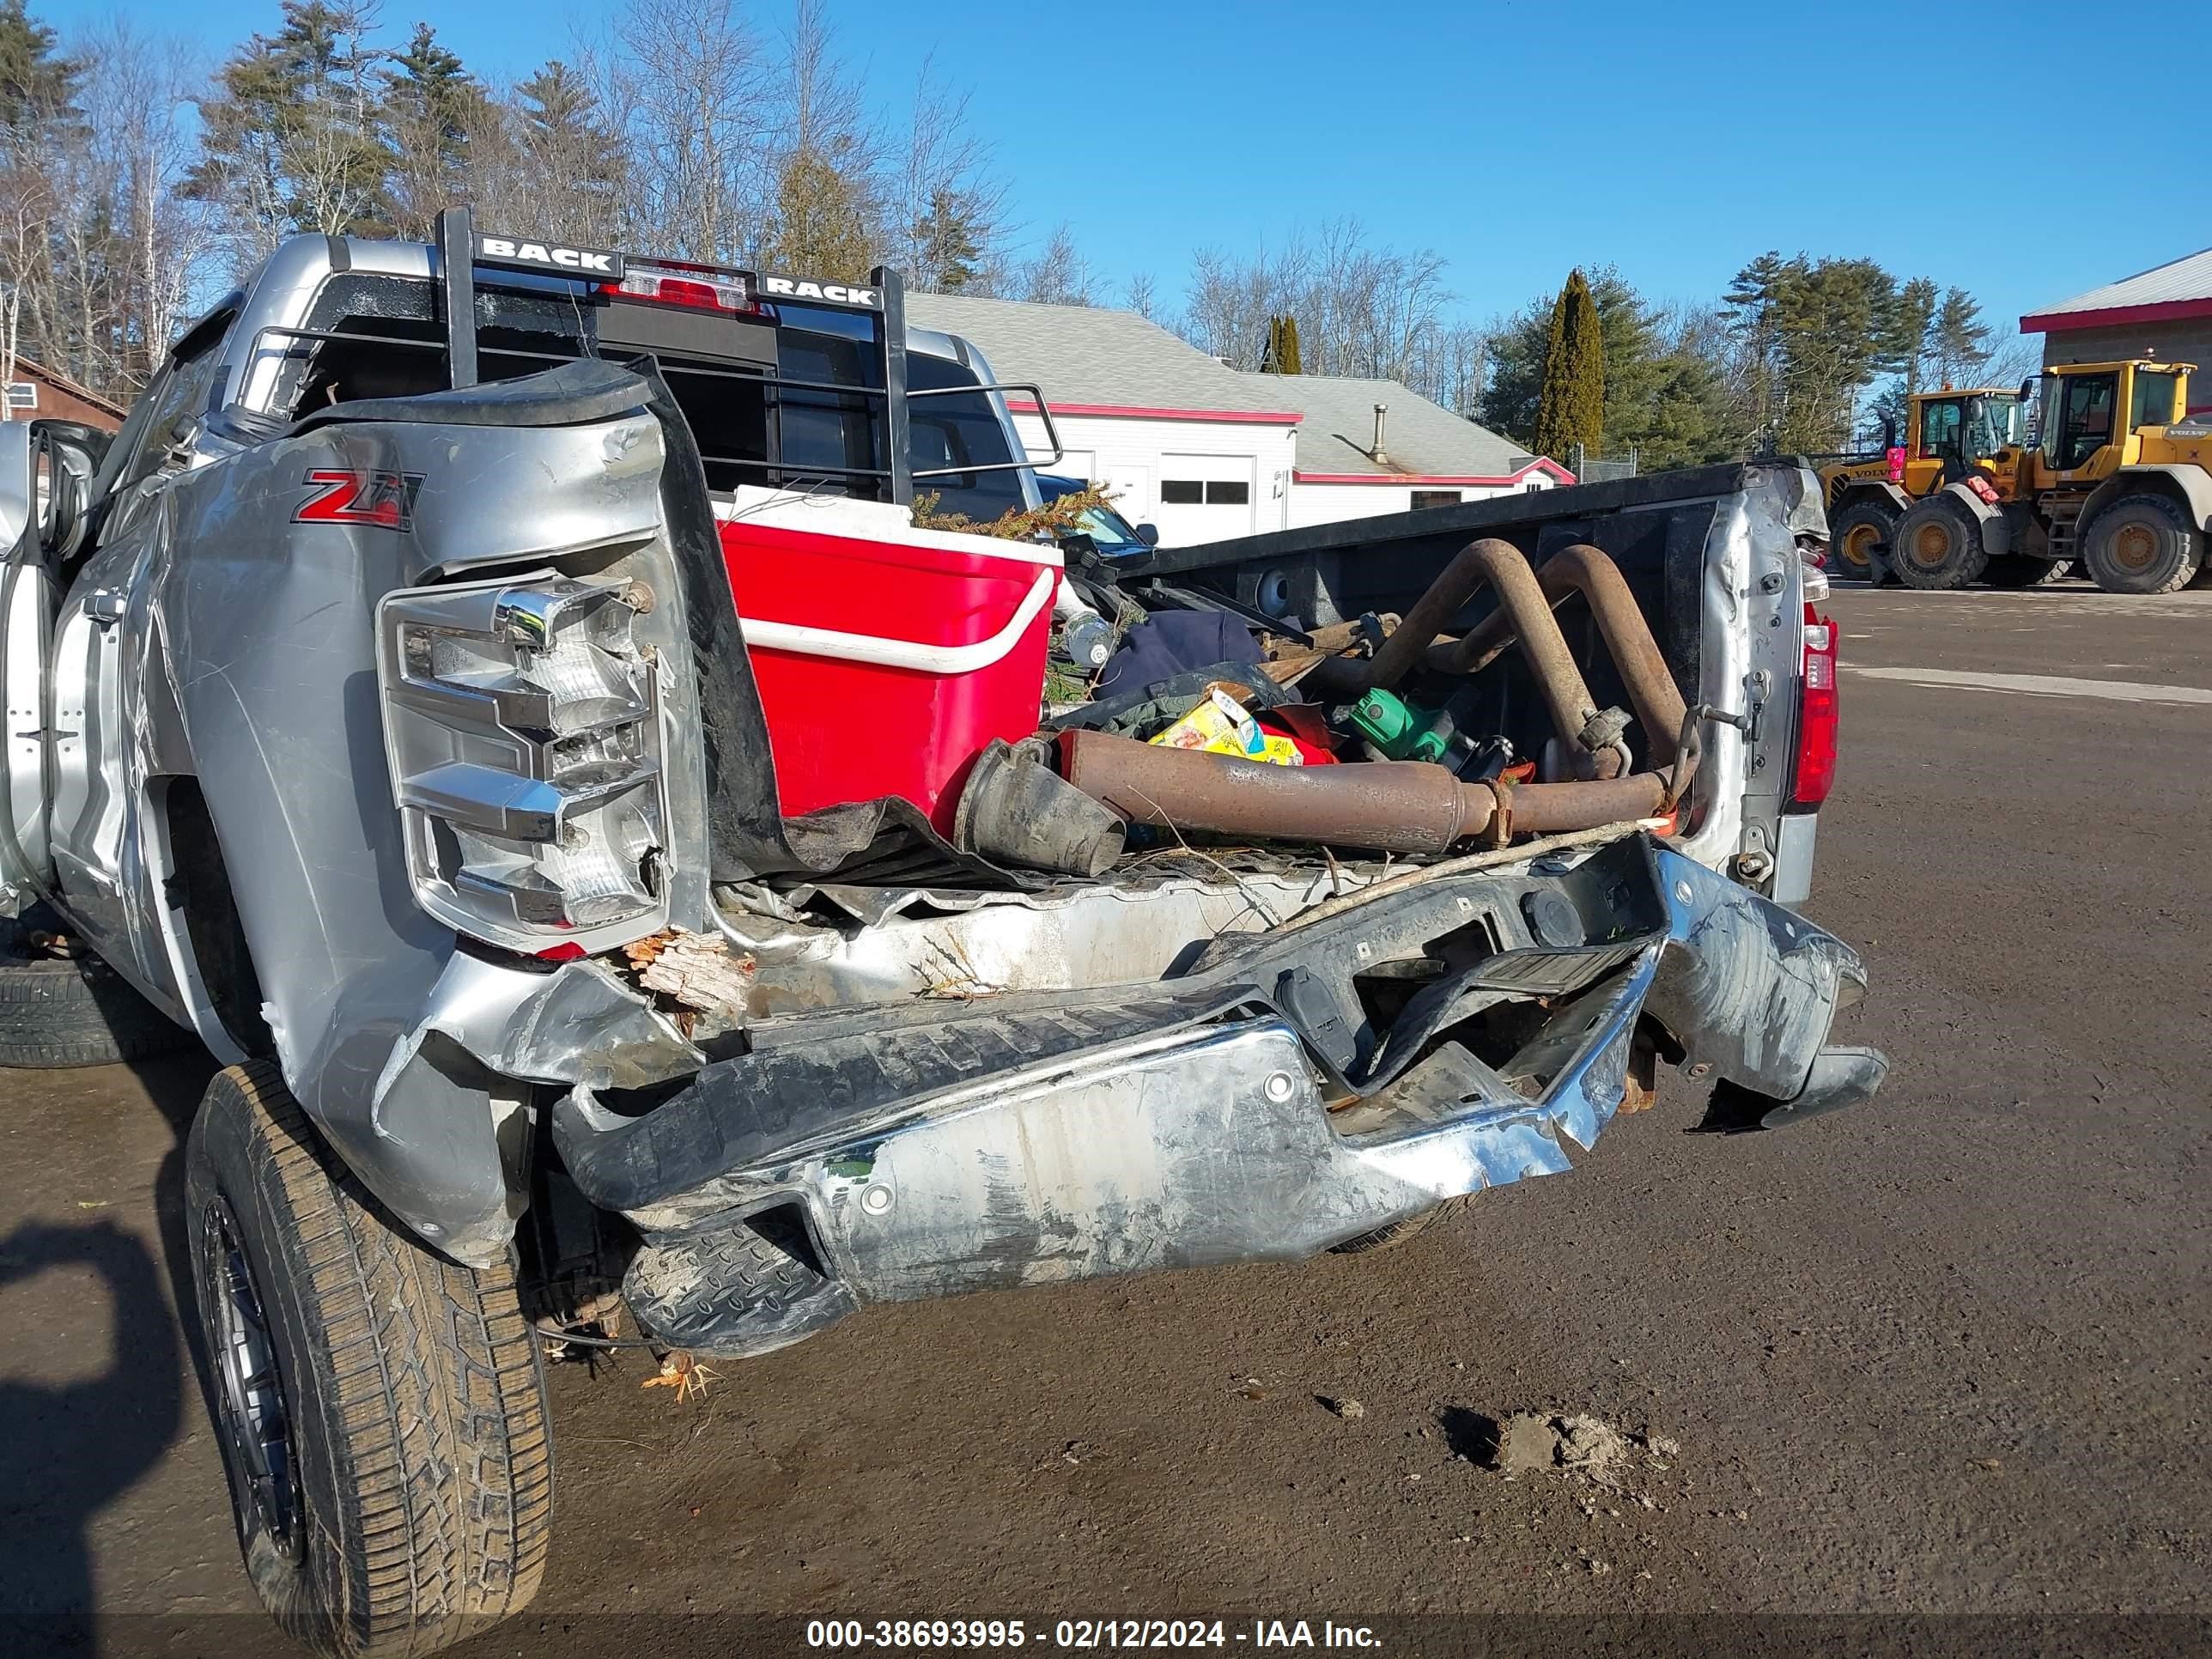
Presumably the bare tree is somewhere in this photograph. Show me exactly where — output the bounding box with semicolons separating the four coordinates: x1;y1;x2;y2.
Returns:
891;54;1005;290
1019;225;1094;307
604;0;769;263
83;21;221;382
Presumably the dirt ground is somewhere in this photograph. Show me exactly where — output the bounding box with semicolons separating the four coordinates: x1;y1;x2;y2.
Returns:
2;586;2208;1657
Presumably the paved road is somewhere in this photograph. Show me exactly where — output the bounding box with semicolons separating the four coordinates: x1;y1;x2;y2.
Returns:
3;586;2207;1656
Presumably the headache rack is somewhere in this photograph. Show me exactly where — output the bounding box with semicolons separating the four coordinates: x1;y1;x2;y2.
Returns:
233;205;1060;505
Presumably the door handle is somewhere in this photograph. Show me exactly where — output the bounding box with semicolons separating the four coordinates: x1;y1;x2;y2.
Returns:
84;589;127;626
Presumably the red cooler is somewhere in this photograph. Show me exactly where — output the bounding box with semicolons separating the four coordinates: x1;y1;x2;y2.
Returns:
718;492;1060;834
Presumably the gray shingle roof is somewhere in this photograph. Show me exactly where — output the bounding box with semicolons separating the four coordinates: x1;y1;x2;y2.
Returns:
903;293;1299;415
2024;246;2212;325
1251;374;1540;478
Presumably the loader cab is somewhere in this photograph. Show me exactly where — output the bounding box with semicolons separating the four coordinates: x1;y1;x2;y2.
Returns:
1907;388;2021;472
2036;361;2192;478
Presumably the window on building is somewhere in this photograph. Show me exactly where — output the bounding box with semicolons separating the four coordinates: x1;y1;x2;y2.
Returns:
4;383;35;412
1410;489;1460;509
1524;482;1544;493
1204;480;1249;505
1160;480;1204;504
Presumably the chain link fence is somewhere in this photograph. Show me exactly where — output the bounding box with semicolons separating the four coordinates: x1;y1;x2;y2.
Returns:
1570;442;1639;483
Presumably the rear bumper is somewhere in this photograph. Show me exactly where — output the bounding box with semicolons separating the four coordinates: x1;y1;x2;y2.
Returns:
552;840;1884;1357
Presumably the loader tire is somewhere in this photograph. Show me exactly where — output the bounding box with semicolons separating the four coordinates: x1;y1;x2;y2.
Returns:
1827;499;1898;585
186;1061;551;1657
1982;555;2071;588
0;907;195;1068
1890;495;1989;590
2079;493;2203;595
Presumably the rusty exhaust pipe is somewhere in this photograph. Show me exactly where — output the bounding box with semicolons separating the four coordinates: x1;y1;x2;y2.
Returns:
1304;538;1618;777
1058;730;1687;855
1427;543;1688;765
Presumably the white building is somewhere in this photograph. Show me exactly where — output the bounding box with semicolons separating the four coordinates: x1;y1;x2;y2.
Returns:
904;292;1566;546
1253;373;1571;528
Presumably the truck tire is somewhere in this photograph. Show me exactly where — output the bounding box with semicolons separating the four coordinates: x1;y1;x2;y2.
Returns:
1982;554;2070;588
2079;493;2203;595
186;1061;551;1657
0;908;195;1068
1330;1201;1456;1255
1827;499;1898;585
1889;495;1989;590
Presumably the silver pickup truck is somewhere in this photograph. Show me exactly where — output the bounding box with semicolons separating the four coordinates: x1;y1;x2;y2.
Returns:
0;214;1882;1656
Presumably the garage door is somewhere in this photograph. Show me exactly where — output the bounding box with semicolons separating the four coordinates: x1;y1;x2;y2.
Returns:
1153;453;1257;546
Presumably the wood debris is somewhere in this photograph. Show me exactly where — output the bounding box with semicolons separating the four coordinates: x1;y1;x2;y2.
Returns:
623;928;755;1016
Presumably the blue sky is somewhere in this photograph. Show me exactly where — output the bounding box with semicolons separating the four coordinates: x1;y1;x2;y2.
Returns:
41;0;2212;340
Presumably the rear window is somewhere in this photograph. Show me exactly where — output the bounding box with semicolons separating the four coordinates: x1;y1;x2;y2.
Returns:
908;349;1026;524
264;271;1024;505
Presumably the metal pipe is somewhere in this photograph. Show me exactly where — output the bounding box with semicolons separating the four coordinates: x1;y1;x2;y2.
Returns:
1057;730;1690;856
1305;538;1612;775
1426;543;1687;765
1060;729;1496;854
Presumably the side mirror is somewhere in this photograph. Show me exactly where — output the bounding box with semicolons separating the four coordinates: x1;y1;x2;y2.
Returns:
1135;522;1160;547
1879;416;1899;452
2019;378;2037;402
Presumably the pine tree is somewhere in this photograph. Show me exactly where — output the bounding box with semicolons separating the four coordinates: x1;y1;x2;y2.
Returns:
1534;269;1604;466
187;1;393;255
0;0;80;132
763;146;872;280
1931;288;1991;388
1261;313;1302;374
1888;276;1937;399
384;23;483;235
912;186;981;292
514;61;626;242
1723;250;1792;437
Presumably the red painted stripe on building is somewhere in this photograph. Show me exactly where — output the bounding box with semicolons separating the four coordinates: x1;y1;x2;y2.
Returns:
1294;458;1574;487
2020;296;2212;333
1002;398;1304;425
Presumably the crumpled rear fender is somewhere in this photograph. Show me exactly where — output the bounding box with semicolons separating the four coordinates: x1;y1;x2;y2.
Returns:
149;362;714;1262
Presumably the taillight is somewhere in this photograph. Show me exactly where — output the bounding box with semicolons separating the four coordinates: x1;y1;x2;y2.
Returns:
375;574;672;953
1790;602;1838;809
602;258;753;314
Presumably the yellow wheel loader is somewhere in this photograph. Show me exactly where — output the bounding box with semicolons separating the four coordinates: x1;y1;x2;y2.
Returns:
1890;361;2212;594
1819;387;2027;584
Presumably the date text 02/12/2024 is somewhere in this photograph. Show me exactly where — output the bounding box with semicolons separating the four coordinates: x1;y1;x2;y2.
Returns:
803;1620;1383;1649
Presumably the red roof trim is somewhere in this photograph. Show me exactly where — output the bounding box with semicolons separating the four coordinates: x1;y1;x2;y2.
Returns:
2020;296;2212;333
1294;457;1574;487
1004;398;1304;425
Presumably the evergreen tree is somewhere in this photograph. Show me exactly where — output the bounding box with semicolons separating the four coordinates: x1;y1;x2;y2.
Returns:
1931;287;1991;387
384;23;483;234
1888;276;1937;399
1261;313;1302;374
514;60;626;240
187;1;393;253
911;185;982;292
1478;297;1549;445
1534;269;1604;465
1723;250;1792;437
0;0;79;132
763;146;872;279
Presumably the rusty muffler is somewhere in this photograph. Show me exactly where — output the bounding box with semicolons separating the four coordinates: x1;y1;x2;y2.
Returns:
1058;730;1680;855
1427;543;1689;765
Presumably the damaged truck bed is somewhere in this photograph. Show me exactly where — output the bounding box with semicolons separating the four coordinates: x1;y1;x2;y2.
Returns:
0;207;1882;1656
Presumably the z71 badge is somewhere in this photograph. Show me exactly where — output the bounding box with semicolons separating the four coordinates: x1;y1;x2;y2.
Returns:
294;469;425;532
